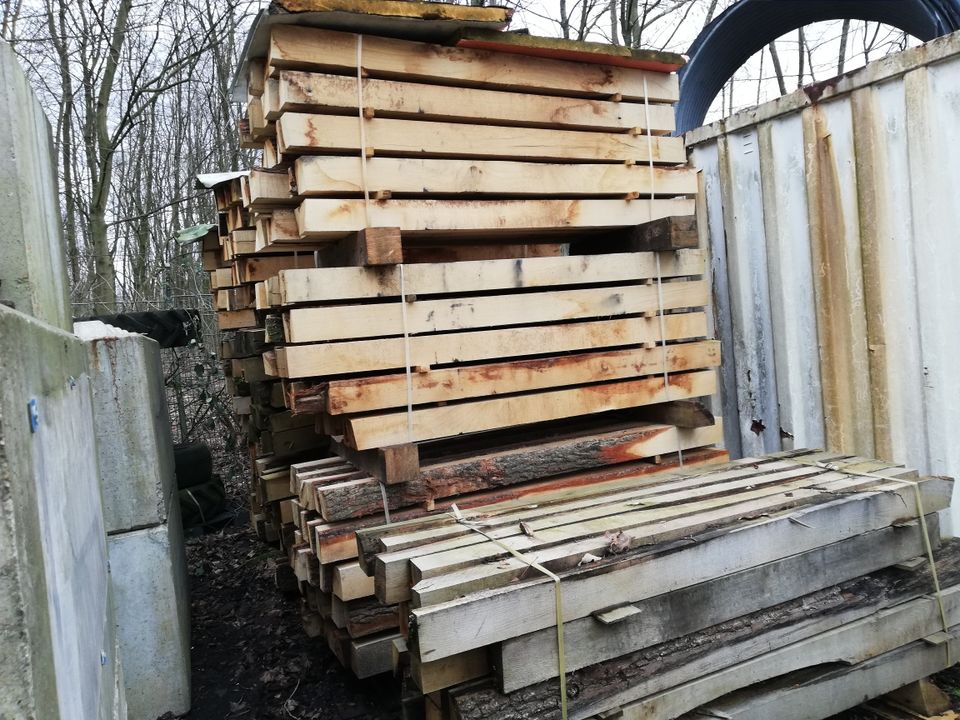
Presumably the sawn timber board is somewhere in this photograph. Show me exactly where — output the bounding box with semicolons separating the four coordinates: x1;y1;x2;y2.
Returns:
275;312;708;378
278;250;704;304
293;198;695;240
410;476;953;659
267;25;679;103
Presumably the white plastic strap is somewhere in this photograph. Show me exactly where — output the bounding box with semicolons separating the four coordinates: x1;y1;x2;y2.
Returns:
644;78;683;468
356;34;372;227
399;264;415;442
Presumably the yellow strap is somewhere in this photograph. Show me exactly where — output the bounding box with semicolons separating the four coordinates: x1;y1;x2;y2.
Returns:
800;459;951;664
451;505;568;720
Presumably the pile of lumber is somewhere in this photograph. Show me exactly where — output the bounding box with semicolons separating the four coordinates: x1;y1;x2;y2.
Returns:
352;450;957;719
193;4;960;718
201;0;724;662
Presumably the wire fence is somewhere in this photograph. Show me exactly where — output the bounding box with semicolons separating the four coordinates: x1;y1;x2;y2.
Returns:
72;288;249;500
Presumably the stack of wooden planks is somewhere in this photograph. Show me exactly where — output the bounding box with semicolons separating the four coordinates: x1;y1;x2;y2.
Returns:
197;4;959;717
352;450;957;719
202;0;725;640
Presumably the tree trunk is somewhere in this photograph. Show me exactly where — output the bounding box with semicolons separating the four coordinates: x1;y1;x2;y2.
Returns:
768;41;787;96
838;18;851;75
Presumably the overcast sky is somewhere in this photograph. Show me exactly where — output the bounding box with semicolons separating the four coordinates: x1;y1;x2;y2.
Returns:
499;1;916;123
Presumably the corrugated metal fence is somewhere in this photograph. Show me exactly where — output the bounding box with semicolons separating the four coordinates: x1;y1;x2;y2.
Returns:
688;31;960;531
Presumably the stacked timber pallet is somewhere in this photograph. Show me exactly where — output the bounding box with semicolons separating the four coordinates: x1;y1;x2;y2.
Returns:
353;450;958;719
204;0;730;686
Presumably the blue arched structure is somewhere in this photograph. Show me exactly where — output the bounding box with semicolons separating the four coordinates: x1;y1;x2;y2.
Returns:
677;0;960;133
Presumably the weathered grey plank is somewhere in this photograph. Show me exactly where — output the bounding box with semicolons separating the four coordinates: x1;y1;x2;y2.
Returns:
497;516;936;692
412;477;952;660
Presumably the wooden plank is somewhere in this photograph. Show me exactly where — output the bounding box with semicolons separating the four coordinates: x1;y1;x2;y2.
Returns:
295;155;694;198
331;596;398;638
284;279;709;343
277;112;685;165
497;516;938;691
404;463;903;602
217;309;257;330
324;342;720;415
411;647;489;695
346;370;716;449
315;227;402;266
329;437;420;485
277;70;676;133
452;542;959;719
884;680;952;716
676;625;960;720
361;447;765;571
332;561;375;601
237;253;315;283
624;215;698;250
323;448;726;567
402;242;565;263
294;197;693;241
350;631;402;679
635;399;714;428
323;422;723;523
270;0;511;25
247;169;294;208
210;267;236;289
277;312;709;378
453;27;685;72
278;249;704;304
267;25;679;102
375;453;837;603
411;476;952;660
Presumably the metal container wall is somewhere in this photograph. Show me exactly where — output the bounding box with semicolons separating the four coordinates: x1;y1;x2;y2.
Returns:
687;32;960;532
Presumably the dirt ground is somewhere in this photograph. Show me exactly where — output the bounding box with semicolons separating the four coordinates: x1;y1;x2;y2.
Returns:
173;519;403;720
170;501;959;720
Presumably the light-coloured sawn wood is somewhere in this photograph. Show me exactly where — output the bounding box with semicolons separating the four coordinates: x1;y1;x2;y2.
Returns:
411;477;953;660
275;312;708;378
246;169;294;207
285;279;708;343
326;341;720;414
275;70;676;133
267;25;679;103
346;369;717;449
277;113;686;164
295;156;695;198
279;249;704;304
332;561;375;601
294;198;694;240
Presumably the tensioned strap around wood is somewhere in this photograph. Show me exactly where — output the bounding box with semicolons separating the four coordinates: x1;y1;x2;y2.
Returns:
356;35;415;513
450;504;569;720
801;460;952;666
643;76;684;468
